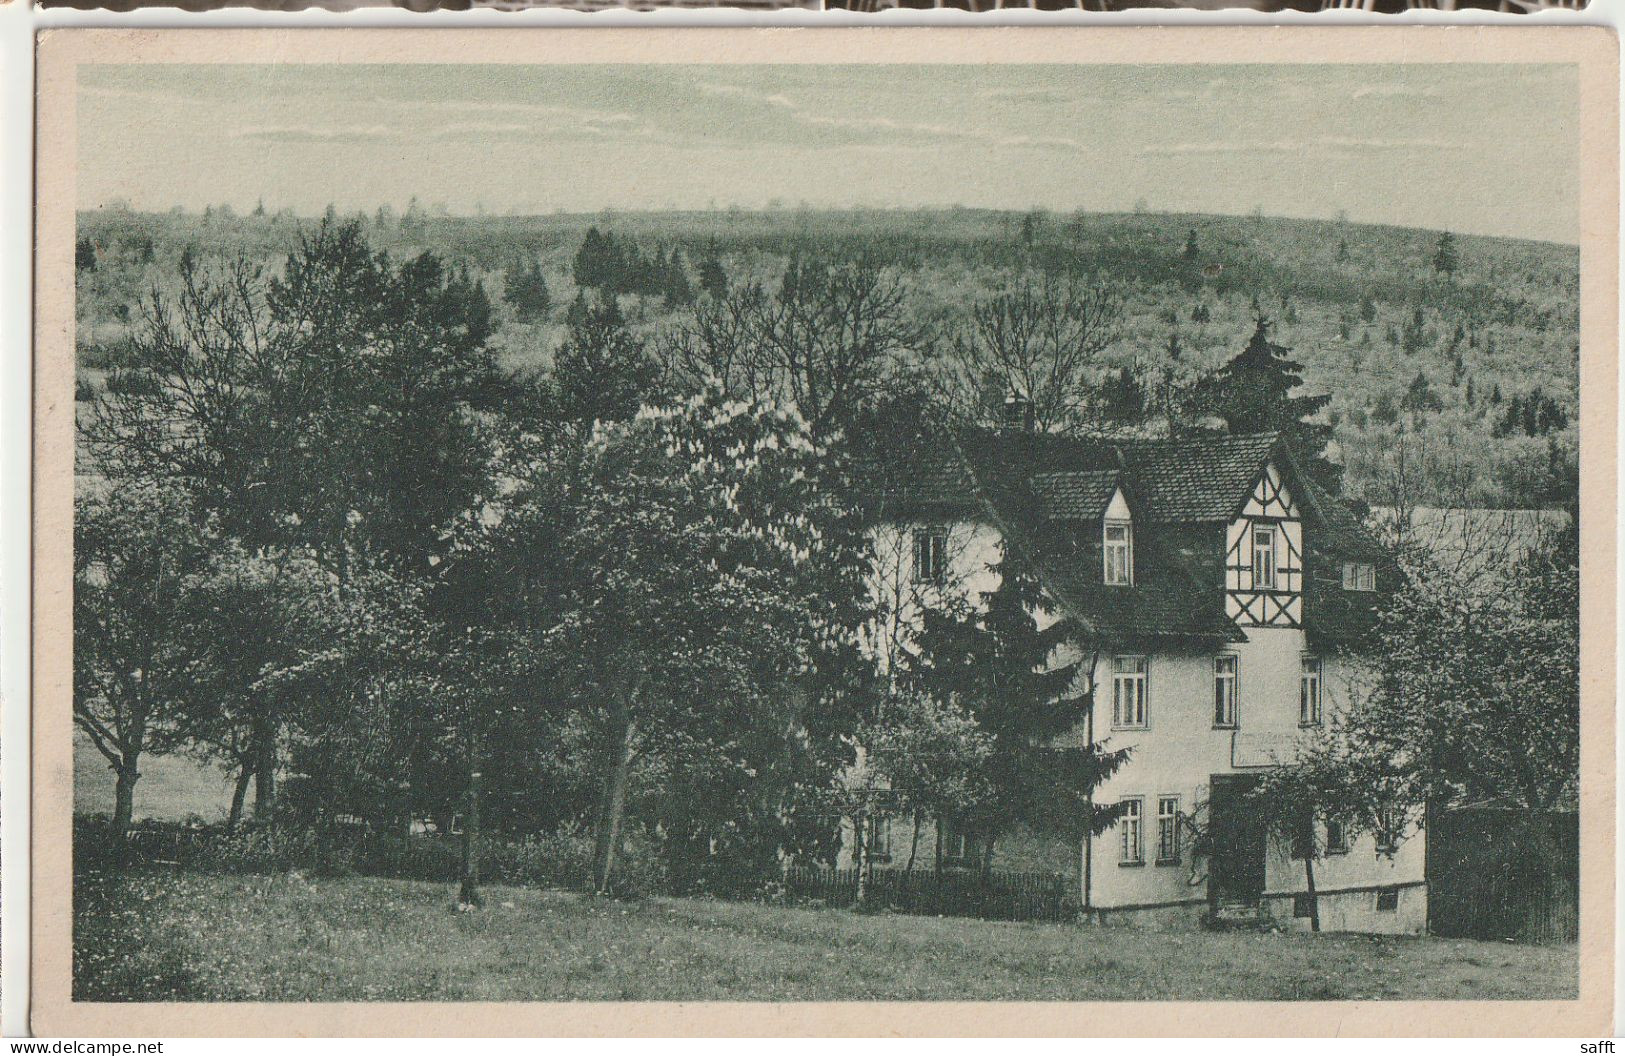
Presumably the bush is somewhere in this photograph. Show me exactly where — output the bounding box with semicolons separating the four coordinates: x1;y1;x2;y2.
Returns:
74;814;671;899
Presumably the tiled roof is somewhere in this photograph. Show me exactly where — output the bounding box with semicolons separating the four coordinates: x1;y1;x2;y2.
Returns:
1028;470;1121;521
859;425;1388;646
1118;432;1282;523
865;428;1285;527
954;434;1243;645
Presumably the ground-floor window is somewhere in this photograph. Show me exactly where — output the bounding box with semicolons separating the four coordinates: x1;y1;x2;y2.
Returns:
863;815;892;863
1119;797;1144;865
1375;886;1400;912
940;818;984;869
1156;795;1181;864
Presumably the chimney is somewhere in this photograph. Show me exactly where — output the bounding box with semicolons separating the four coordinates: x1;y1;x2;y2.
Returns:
1002;394;1035;432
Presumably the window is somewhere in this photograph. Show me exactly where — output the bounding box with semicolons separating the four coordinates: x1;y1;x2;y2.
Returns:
1376;808;1401;854
1156;796;1181;864
1103;519;1133;585
940;819;983;868
1252;524;1278;589
1375;886;1399;912
1293;893;1315;918
1300;656;1323;726
1119;798;1144;865
1112;656;1149;728
864;815;891;863
1342;562;1376;591
912;525;947;585
1212;655;1238;728
1325;816;1349;855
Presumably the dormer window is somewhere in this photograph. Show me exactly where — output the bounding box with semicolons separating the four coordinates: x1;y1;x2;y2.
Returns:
1342;562;1376;591
912;525;947;586
1104;519;1133;585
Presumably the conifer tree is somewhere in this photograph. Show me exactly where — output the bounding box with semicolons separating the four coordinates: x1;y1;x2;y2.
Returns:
1192;314;1337;487
909;546;1130;871
1432;230;1460;279
699;253;729;301
504;259;553;323
665;247;695;306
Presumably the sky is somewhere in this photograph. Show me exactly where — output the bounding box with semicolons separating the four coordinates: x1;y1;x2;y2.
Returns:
78;62;1580;243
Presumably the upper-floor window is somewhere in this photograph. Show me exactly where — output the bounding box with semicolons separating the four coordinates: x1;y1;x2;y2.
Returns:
1103;519;1133;585
1300;655;1323;726
1325;816;1349;855
1376;807;1402;855
1213;655;1238;728
912;525;947;585
1112;655;1149;728
1252;524;1278;589
1343;562;1376;591
1119;797;1144;865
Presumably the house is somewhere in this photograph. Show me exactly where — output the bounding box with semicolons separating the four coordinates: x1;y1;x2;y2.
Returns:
851;423;1425;934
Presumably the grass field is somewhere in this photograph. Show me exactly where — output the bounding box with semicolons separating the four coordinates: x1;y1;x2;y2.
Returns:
73;731;235;823
75;870;1578;1003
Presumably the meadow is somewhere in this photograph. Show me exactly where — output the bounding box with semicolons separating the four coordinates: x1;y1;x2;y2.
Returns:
75;869;1578;1003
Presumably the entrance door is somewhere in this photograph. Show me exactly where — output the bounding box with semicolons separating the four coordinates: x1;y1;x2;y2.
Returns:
1207;774;1267;905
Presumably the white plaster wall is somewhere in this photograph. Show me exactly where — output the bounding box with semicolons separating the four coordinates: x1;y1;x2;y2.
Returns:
1084;633;1426;911
864;518;1003;679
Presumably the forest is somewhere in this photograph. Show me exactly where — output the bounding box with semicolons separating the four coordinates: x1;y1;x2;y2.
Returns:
76;202;1580;511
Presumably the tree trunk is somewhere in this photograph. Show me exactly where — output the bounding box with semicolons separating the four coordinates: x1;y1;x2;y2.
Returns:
252;713;277;823
591;713;638;895
904;814;922;875
1304;853;1321;933
226;765;253;833
111;760;140;836
459;764;483;908
853;810;871;911
933;820;943;880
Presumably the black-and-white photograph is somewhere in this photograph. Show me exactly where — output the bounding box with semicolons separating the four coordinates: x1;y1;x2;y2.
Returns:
59;48;1588;1011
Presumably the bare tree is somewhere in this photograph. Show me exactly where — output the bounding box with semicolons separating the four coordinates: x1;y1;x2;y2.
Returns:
746;253;921;437
947;271;1123;434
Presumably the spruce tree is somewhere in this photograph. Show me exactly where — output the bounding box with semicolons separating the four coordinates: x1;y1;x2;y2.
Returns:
665;248;695;306
699;253;729;301
1192;314;1337;486
504;259;553;323
1432;230;1460;278
909;547;1130;869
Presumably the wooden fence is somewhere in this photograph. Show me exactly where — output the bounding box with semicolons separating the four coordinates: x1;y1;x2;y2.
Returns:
89;820;1078;925
1427;806;1578;945
783;864;1077;923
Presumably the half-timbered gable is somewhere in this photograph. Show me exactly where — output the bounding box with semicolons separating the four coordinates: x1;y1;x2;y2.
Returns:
1224;461;1305;628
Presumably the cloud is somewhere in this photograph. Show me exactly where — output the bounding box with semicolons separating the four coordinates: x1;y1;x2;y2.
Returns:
698;82;798;109
1140;135;1464;156
1351;83;1443;100
230;124;401;143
